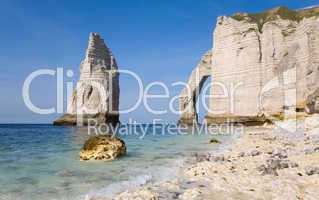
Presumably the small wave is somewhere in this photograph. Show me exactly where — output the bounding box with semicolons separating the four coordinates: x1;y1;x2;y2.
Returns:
72;159;185;200
81;174;153;200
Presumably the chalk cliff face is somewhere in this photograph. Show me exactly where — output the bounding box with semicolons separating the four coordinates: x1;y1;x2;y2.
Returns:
179;6;319;125
54;33;119;126
178;50;212;125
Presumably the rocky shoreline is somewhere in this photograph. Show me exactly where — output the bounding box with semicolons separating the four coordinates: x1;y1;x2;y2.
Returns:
87;115;319;200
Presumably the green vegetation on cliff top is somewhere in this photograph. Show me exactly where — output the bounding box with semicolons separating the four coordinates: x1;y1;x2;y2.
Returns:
231;6;319;32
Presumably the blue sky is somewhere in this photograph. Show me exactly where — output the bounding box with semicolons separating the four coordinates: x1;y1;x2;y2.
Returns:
0;0;317;123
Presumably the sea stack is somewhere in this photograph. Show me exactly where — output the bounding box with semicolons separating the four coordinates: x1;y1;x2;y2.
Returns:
179;6;319;125
54;33;120;126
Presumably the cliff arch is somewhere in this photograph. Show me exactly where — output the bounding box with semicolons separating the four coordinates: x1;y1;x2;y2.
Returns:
178;50;212;125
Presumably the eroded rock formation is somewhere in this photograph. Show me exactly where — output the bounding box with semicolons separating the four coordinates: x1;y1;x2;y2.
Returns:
179;6;319;125
54;33;120;126
178;50;212;125
79;135;126;161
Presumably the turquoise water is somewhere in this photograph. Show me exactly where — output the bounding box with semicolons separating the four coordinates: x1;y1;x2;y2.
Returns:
0;124;235;200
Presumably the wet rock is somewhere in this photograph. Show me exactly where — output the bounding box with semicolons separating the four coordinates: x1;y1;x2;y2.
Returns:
60;181;71;189
171;192;181;199
262;135;277;141
210;138;221;144
15;177;38;185
290;162;299;168
304;136;311;142
271;148;288;159
194;153;210;162
238;152;245;157
195;153;227;162
79;135;126;161
257;164;278;176
258;158;296;176
250;150;262;156
195;153;225;162
56;170;74;177
282;141;296;147
211;155;225;162
230;165;236;171
268;159;289;169
305;166;319;176
266;148;274;155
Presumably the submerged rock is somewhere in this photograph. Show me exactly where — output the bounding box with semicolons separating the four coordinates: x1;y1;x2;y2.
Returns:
79;135;126;161
209;138;221;144
210;155;225;162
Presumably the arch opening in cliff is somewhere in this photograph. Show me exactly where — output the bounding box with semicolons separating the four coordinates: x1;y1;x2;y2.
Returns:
178;50;212;125
197;76;212;123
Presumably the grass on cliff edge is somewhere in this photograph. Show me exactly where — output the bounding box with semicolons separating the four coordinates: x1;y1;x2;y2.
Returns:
231;6;319;32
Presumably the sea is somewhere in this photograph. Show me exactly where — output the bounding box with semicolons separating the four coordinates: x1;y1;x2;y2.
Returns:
0;124;238;200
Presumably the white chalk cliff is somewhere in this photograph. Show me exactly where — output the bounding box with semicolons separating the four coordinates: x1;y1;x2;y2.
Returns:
54;33;119;125
179;50;212;125
179;6;319;125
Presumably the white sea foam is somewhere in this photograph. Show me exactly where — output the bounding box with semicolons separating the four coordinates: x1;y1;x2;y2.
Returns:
72;159;185;200
82;174;153;199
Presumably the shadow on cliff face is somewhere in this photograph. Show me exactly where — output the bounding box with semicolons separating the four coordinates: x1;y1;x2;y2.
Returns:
197;76;212;124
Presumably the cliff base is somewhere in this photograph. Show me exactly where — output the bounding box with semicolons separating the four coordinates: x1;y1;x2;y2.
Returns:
53;113;119;126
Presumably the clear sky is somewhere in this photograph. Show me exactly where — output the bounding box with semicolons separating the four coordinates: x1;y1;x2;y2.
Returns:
0;0;317;123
